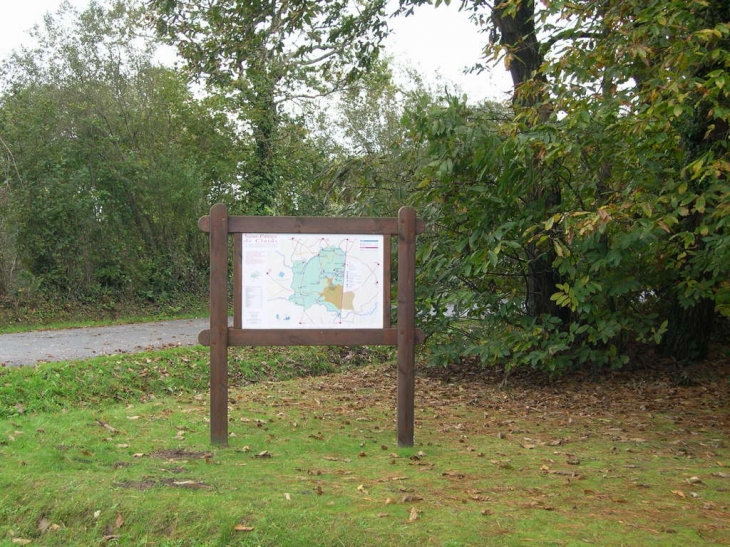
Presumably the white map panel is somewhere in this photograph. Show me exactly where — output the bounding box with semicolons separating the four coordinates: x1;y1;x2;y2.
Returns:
241;234;384;329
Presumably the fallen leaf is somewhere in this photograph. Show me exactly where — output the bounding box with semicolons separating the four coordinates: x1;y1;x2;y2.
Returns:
38;517;51;533
408;507;419;521
385;497;396;505
12;539;32;545
442;471;466;479
115;511;124;529
126;416;140;420
402;494;423;503
685;476;705;485
94;510;101;519
234;525;254;532
96;420;119;434
671;490;686;498
284;493;291;501
255;450;272;459
712;472;729;478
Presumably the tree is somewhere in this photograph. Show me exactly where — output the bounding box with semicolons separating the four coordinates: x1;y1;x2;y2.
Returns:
149;0;389;214
398;0;729;369
0;0;241;302
311;59;433;218
515;0;730;361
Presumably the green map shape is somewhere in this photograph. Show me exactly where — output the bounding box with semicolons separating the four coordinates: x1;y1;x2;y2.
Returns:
289;246;355;313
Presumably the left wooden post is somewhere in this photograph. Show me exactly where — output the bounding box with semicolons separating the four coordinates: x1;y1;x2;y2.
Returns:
209;203;229;445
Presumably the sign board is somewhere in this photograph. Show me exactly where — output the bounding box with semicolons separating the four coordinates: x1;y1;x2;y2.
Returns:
241;234;384;329
198;204;424;447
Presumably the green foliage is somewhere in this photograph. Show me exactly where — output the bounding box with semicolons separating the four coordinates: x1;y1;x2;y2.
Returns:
311;59;432;218
0;1;241;305
398;0;729;371
149;0;389;214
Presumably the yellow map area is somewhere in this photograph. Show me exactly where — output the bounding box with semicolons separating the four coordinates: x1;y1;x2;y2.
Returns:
322;280;355;311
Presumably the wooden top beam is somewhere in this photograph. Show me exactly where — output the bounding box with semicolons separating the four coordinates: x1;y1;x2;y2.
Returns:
199;213;425;235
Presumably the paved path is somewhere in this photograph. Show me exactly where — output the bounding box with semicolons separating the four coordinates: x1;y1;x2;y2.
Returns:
0;318;210;367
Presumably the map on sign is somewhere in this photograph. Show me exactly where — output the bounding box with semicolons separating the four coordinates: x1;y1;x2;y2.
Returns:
241;234;384;329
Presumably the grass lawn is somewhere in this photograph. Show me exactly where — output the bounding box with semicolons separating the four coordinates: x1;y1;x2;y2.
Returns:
1;345;729;546
0;297;208;335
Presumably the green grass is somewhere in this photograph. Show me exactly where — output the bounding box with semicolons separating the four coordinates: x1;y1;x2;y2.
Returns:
1;347;729;546
0;345;369;419
0;295;209;334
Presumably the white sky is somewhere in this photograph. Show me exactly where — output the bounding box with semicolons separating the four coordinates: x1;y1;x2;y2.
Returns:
0;0;512;102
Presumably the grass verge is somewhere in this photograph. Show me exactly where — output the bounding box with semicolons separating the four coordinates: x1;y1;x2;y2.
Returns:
0;296;209;334
1;348;729;546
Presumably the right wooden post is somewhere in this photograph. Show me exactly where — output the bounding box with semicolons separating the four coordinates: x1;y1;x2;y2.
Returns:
397;206;417;447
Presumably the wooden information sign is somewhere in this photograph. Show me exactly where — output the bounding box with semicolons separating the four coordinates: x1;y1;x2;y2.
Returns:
198;203;425;446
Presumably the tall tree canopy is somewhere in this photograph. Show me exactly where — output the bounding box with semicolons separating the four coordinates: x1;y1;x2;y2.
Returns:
402;0;729;369
0;0;241;302
149;0;389;214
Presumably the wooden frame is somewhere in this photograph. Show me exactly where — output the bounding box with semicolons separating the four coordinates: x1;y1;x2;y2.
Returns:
199;203;425;447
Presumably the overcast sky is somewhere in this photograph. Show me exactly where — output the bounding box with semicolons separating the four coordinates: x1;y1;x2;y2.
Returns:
0;0;512;102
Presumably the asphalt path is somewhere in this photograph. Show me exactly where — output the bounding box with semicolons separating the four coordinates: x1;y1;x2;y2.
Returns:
0;318;210;367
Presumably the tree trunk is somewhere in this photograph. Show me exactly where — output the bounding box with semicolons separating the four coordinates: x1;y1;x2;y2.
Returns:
493;0;566;320
250;85;278;215
247;44;281;215
663;297;715;361
491;0;543;99
660;0;728;359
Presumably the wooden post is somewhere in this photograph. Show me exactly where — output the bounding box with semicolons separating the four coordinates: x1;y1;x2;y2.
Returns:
233;233;242;329
209;203;229;445
397;206;417;447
